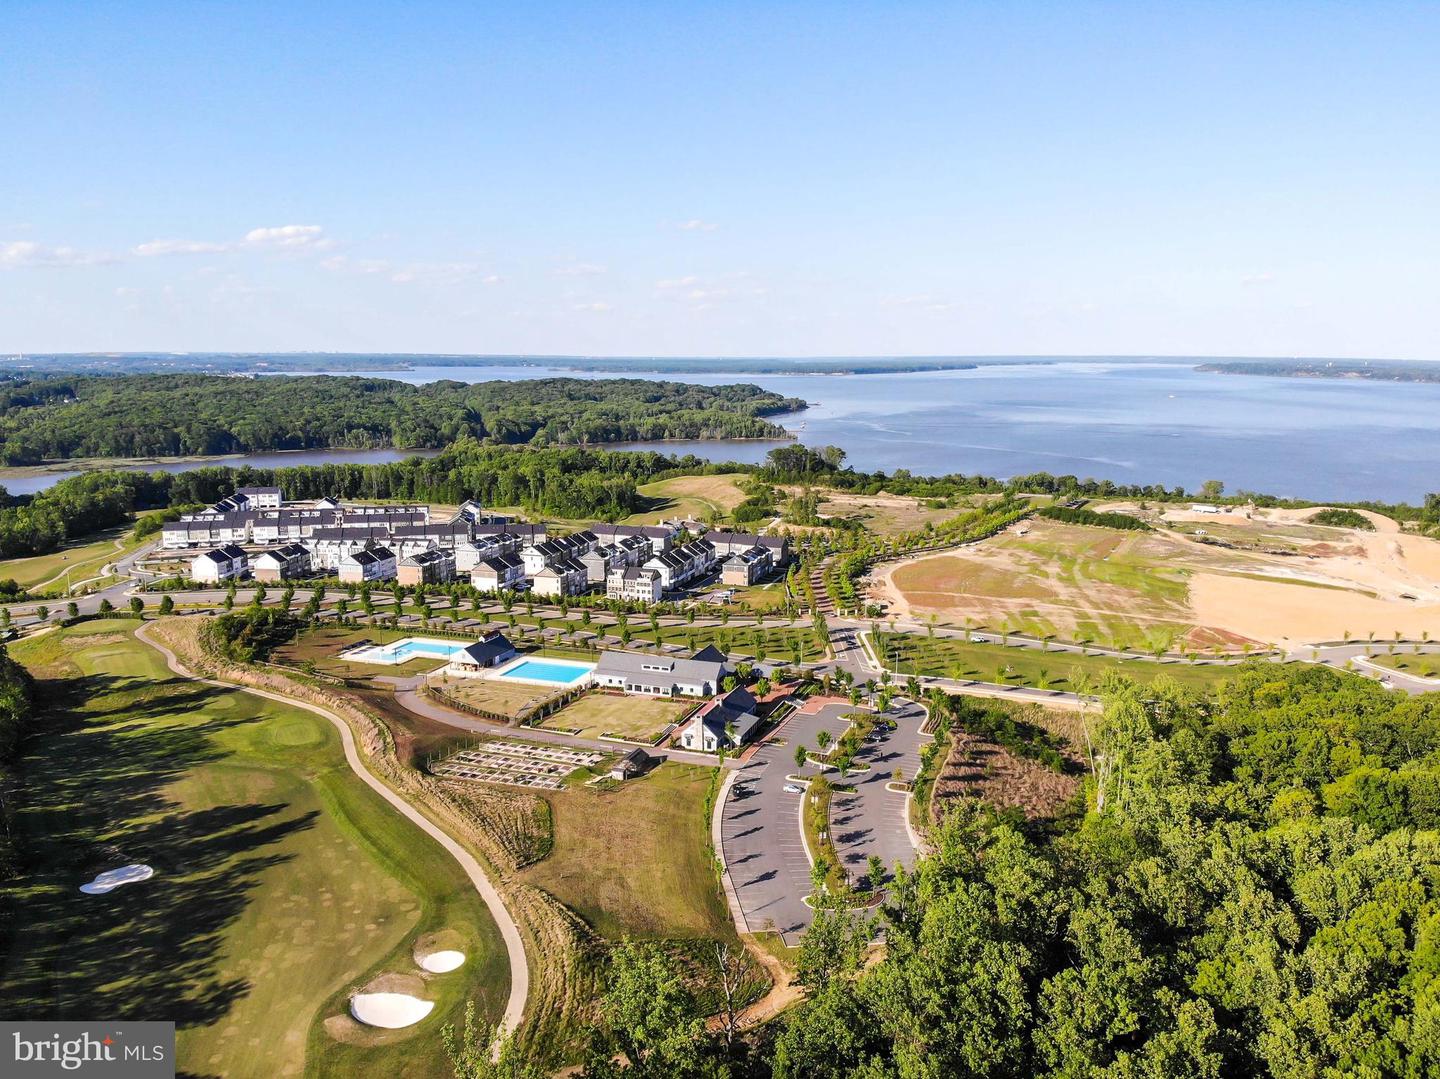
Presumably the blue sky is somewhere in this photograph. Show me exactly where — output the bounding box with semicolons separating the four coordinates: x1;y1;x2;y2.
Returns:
2;2;1437;358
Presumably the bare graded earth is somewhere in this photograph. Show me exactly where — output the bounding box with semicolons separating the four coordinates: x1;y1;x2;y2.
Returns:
873;507;1440;649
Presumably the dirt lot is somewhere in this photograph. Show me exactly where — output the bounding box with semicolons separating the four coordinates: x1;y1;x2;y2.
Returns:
872;510;1440;649
794;488;972;536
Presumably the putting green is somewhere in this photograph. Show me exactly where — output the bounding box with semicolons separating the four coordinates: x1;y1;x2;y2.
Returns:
4;621;508;1078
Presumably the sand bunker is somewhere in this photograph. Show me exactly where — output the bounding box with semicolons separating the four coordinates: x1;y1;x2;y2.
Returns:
80;864;154;895
349;992;435;1028
418;950;465;973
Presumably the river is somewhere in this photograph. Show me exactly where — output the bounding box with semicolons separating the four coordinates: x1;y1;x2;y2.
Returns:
6;361;1438;503
0;447;438;497
340;361;1440;503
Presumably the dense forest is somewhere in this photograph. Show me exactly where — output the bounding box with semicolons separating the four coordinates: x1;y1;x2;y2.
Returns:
0;374;805;463
558;666;1440;1078
765;666;1440;1077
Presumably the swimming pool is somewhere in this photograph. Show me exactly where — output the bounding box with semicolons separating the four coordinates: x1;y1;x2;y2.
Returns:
495;658;596;686
344;637;469;665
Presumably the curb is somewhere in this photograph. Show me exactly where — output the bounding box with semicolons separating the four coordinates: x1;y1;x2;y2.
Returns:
711;766;752;936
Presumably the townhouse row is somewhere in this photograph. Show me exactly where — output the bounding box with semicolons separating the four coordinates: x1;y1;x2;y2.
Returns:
181;490;788;597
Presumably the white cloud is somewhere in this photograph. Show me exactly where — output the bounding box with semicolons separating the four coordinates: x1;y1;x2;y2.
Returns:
322;255;499;286
133;238;231;257
243;224;329;249
675;219;719;231
320;255;392;275
1241;271;1276;286
573;301;611;312
655;273;763;308
0;240;117;268
887;293;956;312
554;261;607;277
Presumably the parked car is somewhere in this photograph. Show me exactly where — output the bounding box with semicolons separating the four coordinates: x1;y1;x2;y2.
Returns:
783;784;803;794
971;635;987;643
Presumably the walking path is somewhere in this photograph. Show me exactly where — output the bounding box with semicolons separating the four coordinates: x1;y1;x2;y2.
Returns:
133;622;530;1042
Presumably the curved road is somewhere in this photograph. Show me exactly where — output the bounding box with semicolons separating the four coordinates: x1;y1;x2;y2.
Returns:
133;621;530;1041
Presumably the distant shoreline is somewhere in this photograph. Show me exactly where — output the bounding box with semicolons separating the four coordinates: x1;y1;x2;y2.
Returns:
1197;360;1440;383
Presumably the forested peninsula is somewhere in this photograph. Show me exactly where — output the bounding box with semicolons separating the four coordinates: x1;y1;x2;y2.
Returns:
1198;359;1440;382
0;374;805;464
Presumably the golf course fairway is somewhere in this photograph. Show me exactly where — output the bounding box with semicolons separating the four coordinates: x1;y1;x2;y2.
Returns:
1;620;508;1078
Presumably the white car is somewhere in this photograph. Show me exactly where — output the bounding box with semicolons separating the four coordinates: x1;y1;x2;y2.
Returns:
783;784;804;794
971;635;987;643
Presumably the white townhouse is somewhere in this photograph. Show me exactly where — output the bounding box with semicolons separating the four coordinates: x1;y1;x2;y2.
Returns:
606;566;663;604
530;557;589;598
470;554;527;593
191;544;250;584
338;545;397;584
251;543;312;582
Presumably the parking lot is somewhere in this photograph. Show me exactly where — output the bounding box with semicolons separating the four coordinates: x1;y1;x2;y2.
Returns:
830;699;928;885
718;697;921;945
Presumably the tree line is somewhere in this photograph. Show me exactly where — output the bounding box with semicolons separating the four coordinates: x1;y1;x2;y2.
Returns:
0;373;805;464
0;644;34;935
0;441;751;558
1036;505;1152;530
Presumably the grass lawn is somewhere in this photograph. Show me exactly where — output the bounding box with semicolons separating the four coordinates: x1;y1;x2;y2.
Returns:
875;633;1241;694
436;675;556;719
724;581;792;613
521;762;729;941
540;691;689;741
0;524;147;592
4;621;508;1079
1370;653;1440;680
272;624;450;680
627;473;749;525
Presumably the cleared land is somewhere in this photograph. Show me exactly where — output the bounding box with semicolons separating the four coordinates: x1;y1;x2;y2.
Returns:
794;488;971;536
521;762;730;941
4;620;508;1079
873;510;1440;649
877;633;1242;694
539;691;689;741
626;473;750;524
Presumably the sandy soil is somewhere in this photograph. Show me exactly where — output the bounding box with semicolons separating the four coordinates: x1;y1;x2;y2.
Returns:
874;511;1440;648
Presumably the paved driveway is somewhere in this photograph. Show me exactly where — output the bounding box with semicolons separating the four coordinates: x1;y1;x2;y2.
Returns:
830;700;927;886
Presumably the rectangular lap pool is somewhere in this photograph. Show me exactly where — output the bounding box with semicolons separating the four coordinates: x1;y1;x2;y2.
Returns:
495;658;596;687
344;637;470;665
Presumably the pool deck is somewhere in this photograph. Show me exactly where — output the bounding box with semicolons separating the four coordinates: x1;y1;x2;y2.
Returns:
341;635;471;666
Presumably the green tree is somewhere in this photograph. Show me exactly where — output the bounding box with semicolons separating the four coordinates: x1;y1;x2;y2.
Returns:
587;941;709;1077
440;1002;543;1079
